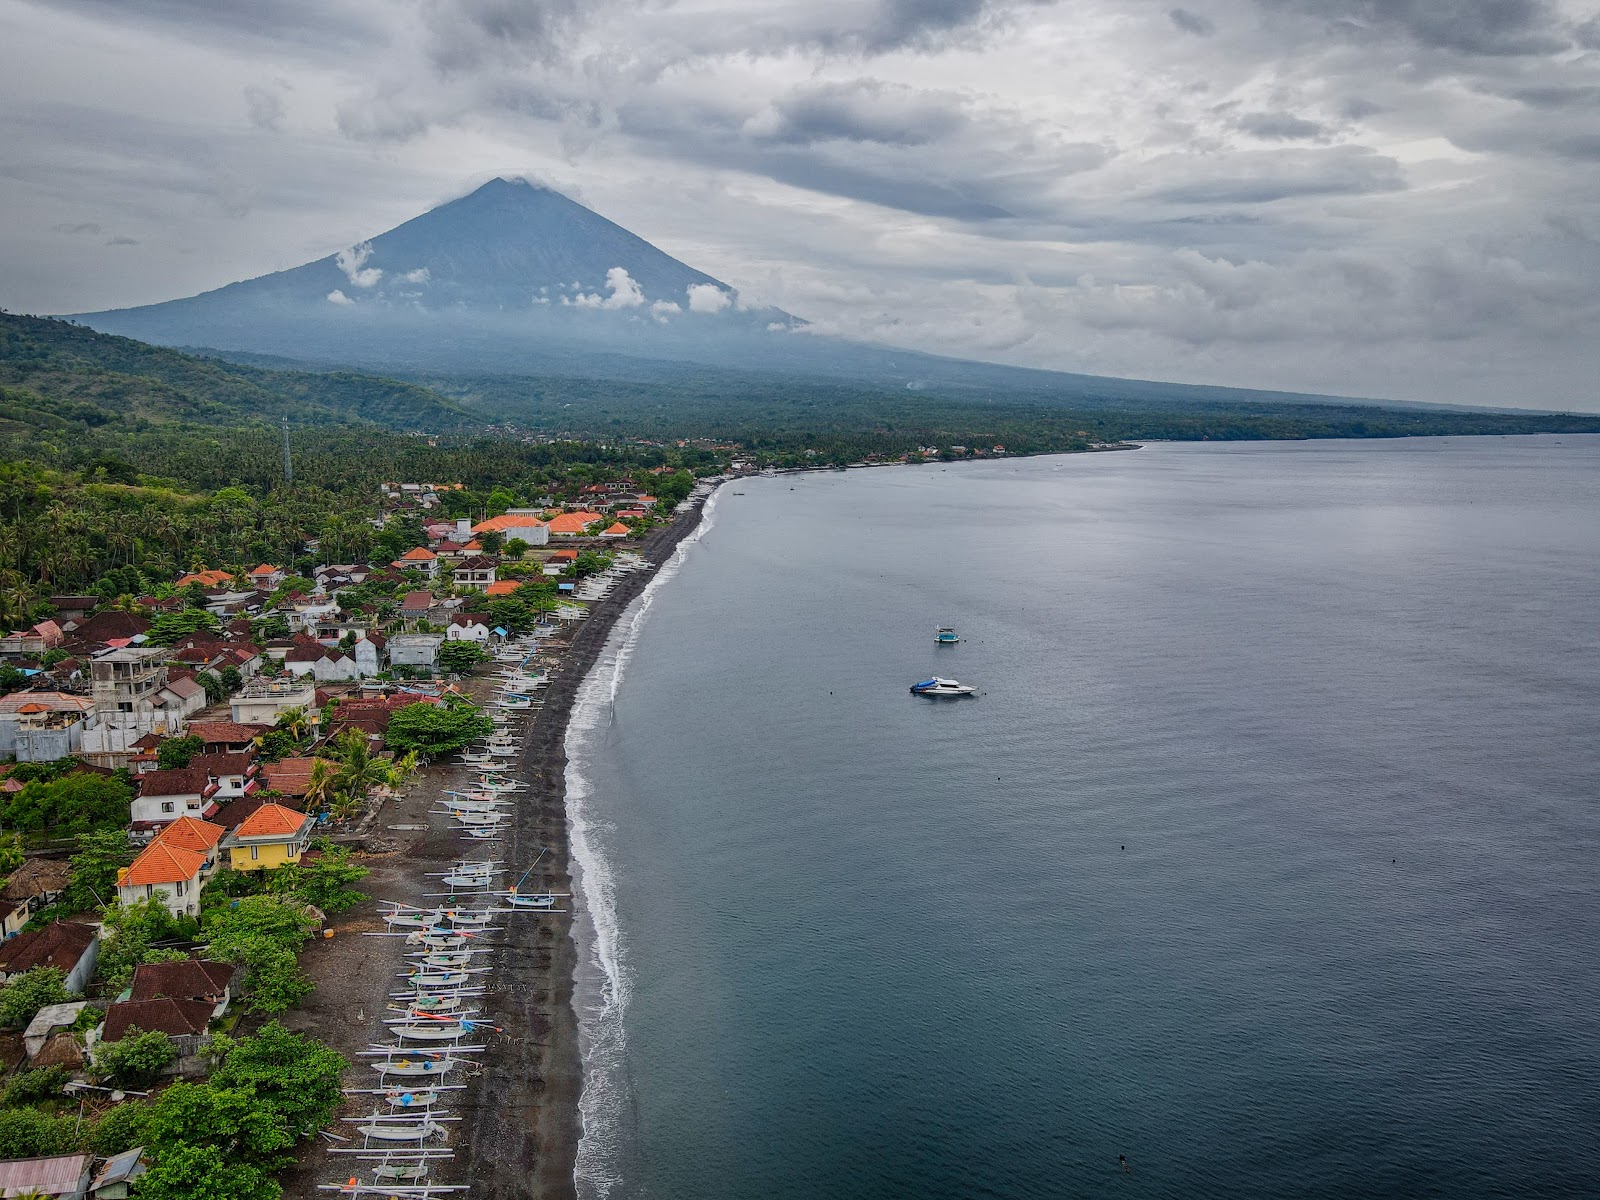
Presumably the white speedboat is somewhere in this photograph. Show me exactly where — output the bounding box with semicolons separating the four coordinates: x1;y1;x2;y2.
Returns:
909;677;977;697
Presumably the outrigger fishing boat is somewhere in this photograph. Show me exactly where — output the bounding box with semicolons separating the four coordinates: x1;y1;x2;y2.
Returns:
347;1113;452;1142
362;1050;478;1078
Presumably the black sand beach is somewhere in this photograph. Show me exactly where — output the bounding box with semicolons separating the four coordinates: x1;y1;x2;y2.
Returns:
281;489;715;1200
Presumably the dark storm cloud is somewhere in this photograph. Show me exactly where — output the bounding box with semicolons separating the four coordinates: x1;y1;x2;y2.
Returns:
1499;85;1600;109
1261;0;1570;56
1169;7;1217;34
33;0;386;50
1151;147;1404;205
756;81;966;146
422;0;586;72
1236;111;1326;139
799;0;1057;53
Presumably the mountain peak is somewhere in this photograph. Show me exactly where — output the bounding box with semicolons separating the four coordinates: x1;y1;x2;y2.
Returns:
76;176;753;327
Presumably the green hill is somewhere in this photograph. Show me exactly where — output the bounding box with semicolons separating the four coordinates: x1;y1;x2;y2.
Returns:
0;311;475;437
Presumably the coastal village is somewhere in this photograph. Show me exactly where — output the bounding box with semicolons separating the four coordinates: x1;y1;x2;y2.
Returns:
0;468;713;1199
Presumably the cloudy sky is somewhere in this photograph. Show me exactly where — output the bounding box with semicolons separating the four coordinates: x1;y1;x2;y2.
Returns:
3;0;1599;408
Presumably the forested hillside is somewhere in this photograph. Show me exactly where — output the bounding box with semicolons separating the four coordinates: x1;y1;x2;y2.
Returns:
0;312;474;439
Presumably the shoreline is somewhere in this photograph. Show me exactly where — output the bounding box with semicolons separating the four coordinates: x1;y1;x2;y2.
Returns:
460;486;720;1200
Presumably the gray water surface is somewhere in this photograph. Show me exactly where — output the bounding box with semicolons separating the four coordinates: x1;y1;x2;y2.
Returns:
570;437;1600;1200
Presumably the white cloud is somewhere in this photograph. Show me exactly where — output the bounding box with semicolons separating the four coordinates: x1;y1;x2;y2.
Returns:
402;267;431;283
335;241;382;287
569;266;647;309
326;288;354;305
650;299;682;320
686;283;732;313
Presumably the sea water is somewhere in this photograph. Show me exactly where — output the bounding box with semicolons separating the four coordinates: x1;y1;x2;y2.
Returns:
567;437;1600;1199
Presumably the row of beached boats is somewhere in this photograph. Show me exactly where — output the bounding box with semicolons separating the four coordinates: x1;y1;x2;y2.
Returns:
325;633;571;1198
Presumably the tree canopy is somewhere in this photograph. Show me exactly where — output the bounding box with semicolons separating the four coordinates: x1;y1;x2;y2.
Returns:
383;700;493;758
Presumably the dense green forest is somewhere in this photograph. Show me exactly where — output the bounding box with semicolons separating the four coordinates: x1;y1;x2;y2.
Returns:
0;311;473;436
424;368;1600;463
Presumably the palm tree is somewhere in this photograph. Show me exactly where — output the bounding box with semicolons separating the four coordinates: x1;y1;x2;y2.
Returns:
330;729;392;800
303;758;339;813
275;706;311;743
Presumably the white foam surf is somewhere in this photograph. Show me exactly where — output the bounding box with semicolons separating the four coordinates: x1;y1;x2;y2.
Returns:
568;488;722;1200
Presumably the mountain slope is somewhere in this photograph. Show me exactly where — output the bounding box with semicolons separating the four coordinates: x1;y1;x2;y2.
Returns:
61;178;1576;417
0;312;473;434
75;177;785;341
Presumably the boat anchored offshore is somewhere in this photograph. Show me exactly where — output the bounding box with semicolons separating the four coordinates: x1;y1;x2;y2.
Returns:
909;677;977;697
935;627;960;644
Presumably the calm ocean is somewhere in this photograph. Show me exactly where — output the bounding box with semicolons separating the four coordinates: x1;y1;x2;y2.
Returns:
566;436;1600;1200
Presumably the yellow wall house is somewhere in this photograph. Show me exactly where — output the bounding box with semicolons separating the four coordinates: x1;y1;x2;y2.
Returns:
220;802;315;871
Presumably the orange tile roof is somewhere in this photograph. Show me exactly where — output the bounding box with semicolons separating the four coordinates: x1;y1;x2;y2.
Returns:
176;569;233;588
485;581;520;596
152;816;224;854
399;547;437;561
122;841;207;887
250;564;279;575
602;522;630;535
548;549;578;561
233;802;311;840
472;513;548;534
546;512;604;534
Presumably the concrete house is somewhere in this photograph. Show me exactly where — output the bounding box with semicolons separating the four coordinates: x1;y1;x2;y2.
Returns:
472;509;550;547
247;564;285;589
189;753;258;802
230;676;317;726
395;547;439;578
89;646;172;731
0;921;100;993
388;633;443;670
131;767;217;833
152;676;208;721
0;693;94;762
445;614;491;644
220;803;315;872
116;841;207;918
352;633;385;677
451;556;498;591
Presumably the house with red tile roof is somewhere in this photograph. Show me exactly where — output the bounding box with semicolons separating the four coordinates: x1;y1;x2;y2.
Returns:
175;568;234;589
247;564;284;589
0;620;64;657
131;767;219;833
130;958;234;1015
185;720;269;754
600;522;631;538
221;802;315;872
257;757;321;800
471;509;549;547
99;996;216;1054
546;511;605;536
484;580;520;598
394;547;439;578
451;557;497;591
0;921;99;992
151;816;225;872
117;840;208;917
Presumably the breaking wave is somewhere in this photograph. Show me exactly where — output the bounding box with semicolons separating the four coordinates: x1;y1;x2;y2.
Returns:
567;488;721;1199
